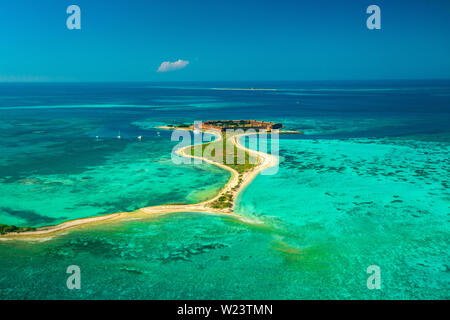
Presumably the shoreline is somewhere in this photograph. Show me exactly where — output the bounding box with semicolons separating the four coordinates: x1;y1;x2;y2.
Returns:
1;128;280;240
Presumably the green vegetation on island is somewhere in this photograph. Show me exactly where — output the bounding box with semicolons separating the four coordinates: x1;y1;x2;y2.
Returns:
189;133;257;174
210;191;233;209
167;123;191;128
0;224;36;235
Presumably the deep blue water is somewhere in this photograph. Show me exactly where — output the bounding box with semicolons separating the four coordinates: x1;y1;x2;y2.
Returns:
1;80;450;139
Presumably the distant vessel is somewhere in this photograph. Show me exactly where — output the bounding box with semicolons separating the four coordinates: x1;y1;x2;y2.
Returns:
117;130;121;139
138;136;142;140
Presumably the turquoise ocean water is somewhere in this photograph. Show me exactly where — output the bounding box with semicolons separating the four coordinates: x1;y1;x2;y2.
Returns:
0;81;448;299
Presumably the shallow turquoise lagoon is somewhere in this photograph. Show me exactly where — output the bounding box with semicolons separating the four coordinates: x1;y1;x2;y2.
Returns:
236;136;449;299
0;134;448;299
0;117;229;227
0;82;449;299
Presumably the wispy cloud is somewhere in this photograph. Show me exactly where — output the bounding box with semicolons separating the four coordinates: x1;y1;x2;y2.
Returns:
157;59;189;72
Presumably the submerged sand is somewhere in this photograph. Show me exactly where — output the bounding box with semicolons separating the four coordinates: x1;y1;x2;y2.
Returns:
1;129;278;240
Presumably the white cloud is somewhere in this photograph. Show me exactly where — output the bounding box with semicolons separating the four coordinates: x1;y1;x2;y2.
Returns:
157;59;189;72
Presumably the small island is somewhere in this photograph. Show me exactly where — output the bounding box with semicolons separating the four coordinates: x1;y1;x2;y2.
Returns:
202;120;283;131
163;119;301;134
2;120;300;239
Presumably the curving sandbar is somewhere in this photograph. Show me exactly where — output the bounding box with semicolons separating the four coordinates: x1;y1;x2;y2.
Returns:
0;129;278;240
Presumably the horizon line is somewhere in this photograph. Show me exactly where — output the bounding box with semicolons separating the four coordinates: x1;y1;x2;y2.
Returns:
1;78;450;84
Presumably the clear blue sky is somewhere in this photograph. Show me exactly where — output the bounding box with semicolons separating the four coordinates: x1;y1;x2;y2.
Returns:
0;0;449;81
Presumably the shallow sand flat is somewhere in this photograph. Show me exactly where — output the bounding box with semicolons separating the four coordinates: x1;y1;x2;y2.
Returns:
236;136;449;299
0;127;229;228
1;129;279;238
1;135;447;299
